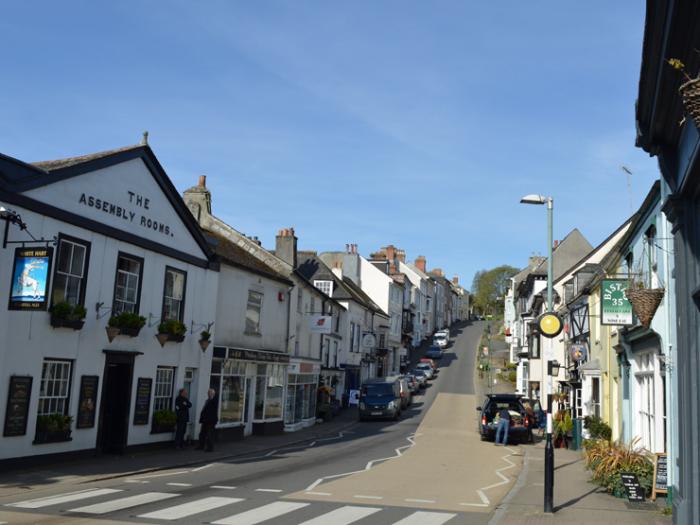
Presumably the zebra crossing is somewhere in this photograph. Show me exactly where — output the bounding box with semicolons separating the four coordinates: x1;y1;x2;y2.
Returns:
3;486;460;524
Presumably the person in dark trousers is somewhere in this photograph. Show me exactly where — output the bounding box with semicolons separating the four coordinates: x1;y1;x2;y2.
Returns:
198;388;218;452
174;388;192;449
494;406;511;446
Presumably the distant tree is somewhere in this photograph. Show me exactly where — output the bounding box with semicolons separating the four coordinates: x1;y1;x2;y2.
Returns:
471;265;519;315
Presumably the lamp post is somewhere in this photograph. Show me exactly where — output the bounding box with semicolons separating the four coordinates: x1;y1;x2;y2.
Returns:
520;193;555;513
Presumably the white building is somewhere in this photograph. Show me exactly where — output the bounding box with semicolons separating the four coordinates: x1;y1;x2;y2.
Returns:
0;143;219;460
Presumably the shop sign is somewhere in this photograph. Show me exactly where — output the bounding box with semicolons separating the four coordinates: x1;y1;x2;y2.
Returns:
8;247;53;310
76;376;99;429
309;315;332;334
362;333;376;349
3;375;32;437
601;279;633;325
568;343;588;363
228;348;290;363
133;378;152;425
348;389;360;405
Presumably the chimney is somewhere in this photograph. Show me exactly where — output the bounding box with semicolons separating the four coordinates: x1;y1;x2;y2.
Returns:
383;245;397;274
553;240;560;250
397;249;406;263
183;175;212;225
415;256;426;273
276;227;298;268
453;275;459;286
432;268;444;277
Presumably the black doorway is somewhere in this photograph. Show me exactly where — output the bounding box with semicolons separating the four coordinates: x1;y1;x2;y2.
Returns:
97;352;135;454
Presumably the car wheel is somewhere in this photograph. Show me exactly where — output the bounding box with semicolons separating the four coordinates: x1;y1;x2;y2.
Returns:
393;410;400;421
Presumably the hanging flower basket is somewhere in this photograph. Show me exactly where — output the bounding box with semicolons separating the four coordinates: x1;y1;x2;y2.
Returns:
626;288;665;329
680;78;700;128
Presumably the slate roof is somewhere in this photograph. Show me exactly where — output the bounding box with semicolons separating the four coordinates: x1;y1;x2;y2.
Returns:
531;229;593;281
32;144;143;171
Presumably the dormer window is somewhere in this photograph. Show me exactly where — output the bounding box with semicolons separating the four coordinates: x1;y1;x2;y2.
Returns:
314;280;333;297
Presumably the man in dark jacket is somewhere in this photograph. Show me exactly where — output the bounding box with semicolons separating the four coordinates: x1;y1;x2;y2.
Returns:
174;388;192;449
198;388;218;452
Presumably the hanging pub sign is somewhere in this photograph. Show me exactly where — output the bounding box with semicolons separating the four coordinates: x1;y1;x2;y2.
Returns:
76;376;99;429
3;375;33;437
309;314;332;334
8;247;53;310
601;279;633;325
568;343;588;362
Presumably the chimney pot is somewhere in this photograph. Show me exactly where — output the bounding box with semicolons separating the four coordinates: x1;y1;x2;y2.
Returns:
198;175;207;188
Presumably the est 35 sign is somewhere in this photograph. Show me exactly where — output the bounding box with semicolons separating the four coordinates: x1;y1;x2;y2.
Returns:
601;279;633;325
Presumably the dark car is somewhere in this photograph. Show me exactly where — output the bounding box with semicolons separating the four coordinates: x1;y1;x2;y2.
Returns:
477;394;533;444
425;346;443;360
358;377;402;421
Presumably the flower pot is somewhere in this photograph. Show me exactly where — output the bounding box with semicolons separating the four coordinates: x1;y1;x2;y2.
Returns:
120;326;142;337
199;338;211;352
106;326;120;343
680;77;700;128
50;316;85;330
156;333;170;347
34;429;72;444
151;423;175;434
626;288;665;329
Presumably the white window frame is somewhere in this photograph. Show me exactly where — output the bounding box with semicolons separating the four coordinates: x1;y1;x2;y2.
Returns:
154;366;175;412
113;254;142;314
53;238;88;306
246;290;263;334
314;280;333;297
162;267;186;321
38;360;72;416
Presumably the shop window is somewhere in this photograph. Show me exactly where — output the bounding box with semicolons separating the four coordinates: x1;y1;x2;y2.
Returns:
162;267;186;321
38;359;72;416
591;377;601;418
285;374;317;425
246;291;263;334
264;365;285;419
113;253;143;314
154;367;175;412
52;235;90;306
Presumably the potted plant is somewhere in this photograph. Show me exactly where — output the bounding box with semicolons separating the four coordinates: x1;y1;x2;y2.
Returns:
553;410;573;448
49;302;87;330
35;413;73;443
199;330;211;352
668;57;700;128
107;312;147;341
626;279;665;329
156;319;187;346
151;409;177;434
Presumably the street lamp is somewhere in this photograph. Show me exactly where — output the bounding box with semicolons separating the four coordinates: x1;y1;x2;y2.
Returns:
521;193;555;514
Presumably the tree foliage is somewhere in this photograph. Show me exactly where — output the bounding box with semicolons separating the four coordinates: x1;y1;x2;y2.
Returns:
471;265;520;314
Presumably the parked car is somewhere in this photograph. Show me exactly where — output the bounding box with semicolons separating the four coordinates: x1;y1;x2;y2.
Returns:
411;369;428;388
433;333;449;348
358;377;402;421
415;362;435;379
404;374;420;394
397;376;413;409
419;358;438;372
436;328;450;338
425;346;443;360
477;394;533;444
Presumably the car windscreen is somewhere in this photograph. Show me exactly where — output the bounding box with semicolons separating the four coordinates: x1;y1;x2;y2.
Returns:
361;383;394;396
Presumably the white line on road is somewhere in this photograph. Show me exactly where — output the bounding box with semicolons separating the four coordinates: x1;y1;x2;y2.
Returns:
471;446;518;507
255;488;284;493
211;485;238;490
213;501;309;525
393;511;458;525
192;463;214;472
125;479;149;484
69;492;178;514
353;494;383;500
133;470;190;479
6;488;123;509
304;491;332;496
138;496;243;520
166;482;193;487
296;505;381;525
404;498;436;503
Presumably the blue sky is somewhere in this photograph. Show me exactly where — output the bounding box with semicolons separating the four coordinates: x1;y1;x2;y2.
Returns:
0;1;658;288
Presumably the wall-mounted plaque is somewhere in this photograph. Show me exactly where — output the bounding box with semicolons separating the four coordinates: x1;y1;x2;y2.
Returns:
3;375;33;436
133;377;152;425
76;376;99;429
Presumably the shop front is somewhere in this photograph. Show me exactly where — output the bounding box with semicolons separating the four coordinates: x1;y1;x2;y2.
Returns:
284;360;320;432
210;347;289;440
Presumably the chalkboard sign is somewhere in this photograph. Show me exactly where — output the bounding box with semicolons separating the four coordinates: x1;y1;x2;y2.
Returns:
621;473;645;502
3;376;33;437
133;378;152;425
652;453;668;501
76;376;99;429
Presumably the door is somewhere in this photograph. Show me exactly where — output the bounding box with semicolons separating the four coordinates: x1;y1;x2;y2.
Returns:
97;353;134;454
243;376;253;436
183;368;197;442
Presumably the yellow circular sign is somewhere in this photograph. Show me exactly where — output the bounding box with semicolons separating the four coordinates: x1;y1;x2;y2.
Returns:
538;312;563;338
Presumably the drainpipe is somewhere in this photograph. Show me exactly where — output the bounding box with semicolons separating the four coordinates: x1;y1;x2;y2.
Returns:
285;285;294;355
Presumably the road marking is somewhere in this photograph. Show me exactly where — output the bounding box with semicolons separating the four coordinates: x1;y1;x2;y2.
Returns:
471;446;518;507
305;491;332;496
6;488;123;509
166;482;192;487
135;470;190;479
69;492;178;514
192;463;214;472
353;494;383;500
211;485;237;490
125;479;149;484
405;498;436;503
296;505;382;525
213;501;309;525
393;511;458;525
138;496;242;520
255;488;284;493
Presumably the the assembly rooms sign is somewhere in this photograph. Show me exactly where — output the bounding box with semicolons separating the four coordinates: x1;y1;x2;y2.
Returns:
78;190;175;238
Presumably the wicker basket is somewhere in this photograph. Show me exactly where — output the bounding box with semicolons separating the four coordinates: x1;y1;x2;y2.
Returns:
680;78;700;128
626;288;665;329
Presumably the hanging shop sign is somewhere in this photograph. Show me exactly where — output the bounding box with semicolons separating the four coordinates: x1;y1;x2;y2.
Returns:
537;311;563;338
76;376;99;429
8;247;53;310
568;343;588;362
362;332;377;349
601;279;633;325
309;314;332;334
3;375;33;437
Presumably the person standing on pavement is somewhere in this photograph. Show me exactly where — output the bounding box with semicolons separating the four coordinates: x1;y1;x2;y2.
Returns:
198;388;218;452
174;388;192;449
494;406;511;446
